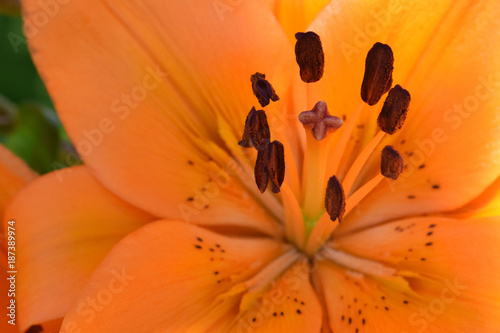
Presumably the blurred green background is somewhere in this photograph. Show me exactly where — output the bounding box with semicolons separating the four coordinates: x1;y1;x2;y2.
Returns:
0;5;80;174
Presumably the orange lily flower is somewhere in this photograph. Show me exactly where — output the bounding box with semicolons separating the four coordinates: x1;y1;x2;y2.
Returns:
10;0;500;332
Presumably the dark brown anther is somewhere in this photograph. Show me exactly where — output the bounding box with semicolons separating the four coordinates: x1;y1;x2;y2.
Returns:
268;140;285;193
238;107;271;148
377;85;411;134
298;101;343;140
25;325;43;333
251;72;279;107
254;139;285;193
255;139;270;193
325;176;345;223
381;145;404;180
361;42;394;105
294;31;325;83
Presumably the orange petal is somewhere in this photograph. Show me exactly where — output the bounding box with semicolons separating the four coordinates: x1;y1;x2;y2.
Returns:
317;261;444;332
0;144;36;223
22;0;293;231
60;220;288;332
4;166;153;331
307;0;500;232
324;216;500;331
472;189;500;218
265;0;331;43
444;175;500;219
228;261;322;332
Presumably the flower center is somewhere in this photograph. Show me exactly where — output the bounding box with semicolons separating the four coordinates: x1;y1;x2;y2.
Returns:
239;33;411;256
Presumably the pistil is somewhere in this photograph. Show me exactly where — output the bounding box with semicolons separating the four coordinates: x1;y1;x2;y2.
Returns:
298;101;343;221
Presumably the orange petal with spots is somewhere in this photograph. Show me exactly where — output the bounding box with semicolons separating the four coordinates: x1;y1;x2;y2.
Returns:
227;261;322;332
324;216;500;332
60;221;288;332
22;0;293;233
307;0;500;233
4;166;153;331
317;261;442;333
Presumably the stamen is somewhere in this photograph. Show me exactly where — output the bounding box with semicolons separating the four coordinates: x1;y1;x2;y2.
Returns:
361;42;394;105
344;146;404;214
307;145;404;252
335;86;410;196
304;176;345;254
294;31;325;83
298;101;343;140
381;145;404;180
268;141;286;193
254;139;285;194
344;174;385;214
250;72;279;107
341;130;385;196
378;85;411;134
325;176;346;223
238;107;270;148
255;139;270;193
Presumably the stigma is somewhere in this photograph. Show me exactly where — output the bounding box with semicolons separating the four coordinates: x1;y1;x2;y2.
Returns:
298;101;343;140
